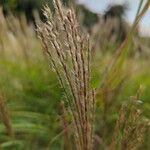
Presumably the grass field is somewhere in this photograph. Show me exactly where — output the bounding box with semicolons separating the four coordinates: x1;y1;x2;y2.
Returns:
0;0;150;149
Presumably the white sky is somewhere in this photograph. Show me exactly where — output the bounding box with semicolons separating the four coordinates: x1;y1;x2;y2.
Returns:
78;0;150;36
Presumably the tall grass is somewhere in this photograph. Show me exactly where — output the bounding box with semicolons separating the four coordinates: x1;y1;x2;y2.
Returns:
99;0;150;119
0;93;13;137
37;0;150;149
0;0;149;149
37;0;95;149
109;86;149;150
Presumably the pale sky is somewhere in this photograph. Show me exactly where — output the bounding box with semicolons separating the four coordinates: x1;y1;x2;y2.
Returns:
77;0;150;36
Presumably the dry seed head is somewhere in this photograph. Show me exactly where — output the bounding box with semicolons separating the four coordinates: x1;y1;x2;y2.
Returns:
37;0;95;149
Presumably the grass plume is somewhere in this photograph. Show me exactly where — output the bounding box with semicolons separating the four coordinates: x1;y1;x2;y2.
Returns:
37;0;96;149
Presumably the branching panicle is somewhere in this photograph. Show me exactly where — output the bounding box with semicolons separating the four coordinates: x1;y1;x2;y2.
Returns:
37;0;96;150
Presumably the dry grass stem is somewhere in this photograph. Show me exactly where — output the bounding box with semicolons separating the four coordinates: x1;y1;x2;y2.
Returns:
0;93;13;137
